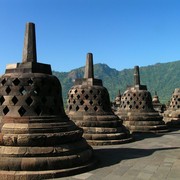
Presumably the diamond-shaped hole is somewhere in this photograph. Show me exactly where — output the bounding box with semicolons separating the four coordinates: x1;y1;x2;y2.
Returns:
69;105;72;110
74;89;78;93
90;90;93;94
41;97;47;104
94;106;98;111
129;105;132;109
5;86;11;94
76;106;79;111
27;79;33;85
85;94;89;99
3;106;9;115
1;78;6;85
80;100;84;105
93;95;97;99
12;78;20;86
97;90;101;94
89;100;93;105
81;89;85;94
19;87;27;95
98;100;102;105
33;87;40;95
18;106;26;116
0;96;5;105
71;94;73;98
73;100;76;104
26;97;33;106
12;96;18;105
35;106;42;116
77;94;80;99
84;106;88;111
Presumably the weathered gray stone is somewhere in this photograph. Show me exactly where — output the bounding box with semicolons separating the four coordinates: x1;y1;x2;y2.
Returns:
0;22;96;179
163;88;180;127
152;91;166;113
115;66;168;133
66;53;133;145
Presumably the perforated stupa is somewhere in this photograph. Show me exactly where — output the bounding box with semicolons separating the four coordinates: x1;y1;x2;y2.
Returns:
115;66;168;133
0;22;95;179
163;88;180;126
66;53;132;145
152;91;165;113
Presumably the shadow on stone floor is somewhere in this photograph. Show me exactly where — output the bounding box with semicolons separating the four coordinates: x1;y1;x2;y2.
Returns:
130;128;180;141
93;146;180;169
131;132;166;142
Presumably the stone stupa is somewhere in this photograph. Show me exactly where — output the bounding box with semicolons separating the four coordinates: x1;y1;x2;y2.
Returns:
152;91;165;113
111;90;121;112
115;66;168;133
163;88;180;127
66;53;132;145
0;22;95;179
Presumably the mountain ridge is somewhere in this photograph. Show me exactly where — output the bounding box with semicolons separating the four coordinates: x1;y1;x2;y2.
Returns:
53;60;180;105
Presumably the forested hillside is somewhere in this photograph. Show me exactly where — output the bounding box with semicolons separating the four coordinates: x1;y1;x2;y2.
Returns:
53;60;180;105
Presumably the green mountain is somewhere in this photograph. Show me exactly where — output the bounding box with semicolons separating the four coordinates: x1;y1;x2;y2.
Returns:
53;60;180;105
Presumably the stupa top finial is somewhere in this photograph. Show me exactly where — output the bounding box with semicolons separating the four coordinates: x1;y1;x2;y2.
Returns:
84;53;94;78
22;22;37;63
134;66;140;86
5;22;52;74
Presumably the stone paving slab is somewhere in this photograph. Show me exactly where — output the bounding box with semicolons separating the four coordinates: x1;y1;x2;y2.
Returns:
51;130;180;180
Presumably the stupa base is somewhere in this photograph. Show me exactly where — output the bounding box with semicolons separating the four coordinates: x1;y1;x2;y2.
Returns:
124;121;169;133
87;137;133;146
163;110;180;128
70;115;133;146
164;118;180;128
0;159;96;180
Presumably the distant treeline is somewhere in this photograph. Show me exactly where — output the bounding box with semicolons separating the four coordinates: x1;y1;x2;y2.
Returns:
53;60;180;106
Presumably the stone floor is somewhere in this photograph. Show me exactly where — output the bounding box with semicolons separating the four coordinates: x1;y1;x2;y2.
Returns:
53;129;180;180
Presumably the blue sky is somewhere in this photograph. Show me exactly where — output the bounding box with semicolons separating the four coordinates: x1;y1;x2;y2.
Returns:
0;0;180;74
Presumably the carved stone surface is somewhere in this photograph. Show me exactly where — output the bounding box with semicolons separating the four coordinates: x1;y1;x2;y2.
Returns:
112;90;121;111
115;66;168;133
163;88;180;127
0;22;95;179
152;91;166;113
66;53;132;146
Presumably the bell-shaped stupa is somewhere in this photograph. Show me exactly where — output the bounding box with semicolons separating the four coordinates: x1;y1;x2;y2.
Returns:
112;90;121;111
152;91;165;113
115;66;168;133
66;53;132;146
163;88;180;126
0;23;95;179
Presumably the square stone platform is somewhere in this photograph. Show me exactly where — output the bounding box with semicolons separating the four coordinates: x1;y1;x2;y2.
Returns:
51;129;180;180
